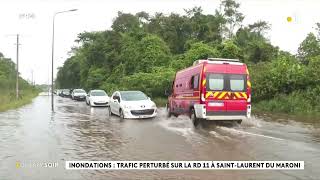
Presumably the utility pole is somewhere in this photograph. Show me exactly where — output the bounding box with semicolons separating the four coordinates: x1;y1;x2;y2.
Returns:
51;9;77;112
31;69;34;86
51;14;55;111
16;34;20;99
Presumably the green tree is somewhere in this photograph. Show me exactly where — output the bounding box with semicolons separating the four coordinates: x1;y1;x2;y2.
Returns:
137;34;172;72
185;7;224;44
183;42;220;65
56;56;80;88
297;33;320;65
307;55;320;86
219;40;241;59
112;12;141;33
0;51;37;102
235;22;278;63
146;13;191;54
219;0;244;38
119;33;171;74
86;67;107;89
248;21;270;36
119;33;141;75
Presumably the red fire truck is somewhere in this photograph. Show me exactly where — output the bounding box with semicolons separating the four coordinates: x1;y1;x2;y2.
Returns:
166;58;251;126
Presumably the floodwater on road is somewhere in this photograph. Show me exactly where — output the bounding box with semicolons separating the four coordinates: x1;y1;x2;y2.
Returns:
0;95;319;180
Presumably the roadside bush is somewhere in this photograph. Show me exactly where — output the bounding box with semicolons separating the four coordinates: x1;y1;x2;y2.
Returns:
121;67;175;97
250;54;308;101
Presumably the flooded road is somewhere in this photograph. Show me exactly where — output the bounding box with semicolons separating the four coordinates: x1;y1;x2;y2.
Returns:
0;95;320;180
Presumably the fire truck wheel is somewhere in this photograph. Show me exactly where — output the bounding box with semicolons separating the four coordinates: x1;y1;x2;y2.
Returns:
166;103;172;117
191;109;200;127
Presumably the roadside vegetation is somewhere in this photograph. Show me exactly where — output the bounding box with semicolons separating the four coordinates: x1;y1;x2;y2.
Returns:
0;53;39;112
56;0;320;115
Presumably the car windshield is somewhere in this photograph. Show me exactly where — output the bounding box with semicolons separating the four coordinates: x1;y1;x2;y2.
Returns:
91;91;107;96
74;89;86;93
120;91;148;101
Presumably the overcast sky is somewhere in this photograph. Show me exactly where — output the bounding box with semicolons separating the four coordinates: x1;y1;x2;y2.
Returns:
0;0;319;85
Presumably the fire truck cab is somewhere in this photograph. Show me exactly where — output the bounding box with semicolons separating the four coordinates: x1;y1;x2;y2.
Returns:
167;58;251;126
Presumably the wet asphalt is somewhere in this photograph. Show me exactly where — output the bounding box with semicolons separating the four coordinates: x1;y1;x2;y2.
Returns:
0;95;319;180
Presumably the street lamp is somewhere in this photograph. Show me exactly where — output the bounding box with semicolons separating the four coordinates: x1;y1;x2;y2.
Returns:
51;9;77;112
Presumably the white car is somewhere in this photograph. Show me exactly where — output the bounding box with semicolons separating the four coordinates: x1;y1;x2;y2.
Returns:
109;91;157;119
86;90;110;107
71;89;87;101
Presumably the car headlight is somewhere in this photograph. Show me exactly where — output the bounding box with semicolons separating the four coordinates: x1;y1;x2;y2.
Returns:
151;103;157;108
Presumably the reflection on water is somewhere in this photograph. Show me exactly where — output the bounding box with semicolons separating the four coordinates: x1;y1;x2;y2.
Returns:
0;96;319;180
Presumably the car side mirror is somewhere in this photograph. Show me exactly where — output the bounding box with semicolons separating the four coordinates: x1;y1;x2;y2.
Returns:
190;78;194;88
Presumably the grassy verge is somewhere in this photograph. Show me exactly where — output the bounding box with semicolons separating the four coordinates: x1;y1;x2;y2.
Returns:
253;92;320;116
0;89;39;112
153;97;167;107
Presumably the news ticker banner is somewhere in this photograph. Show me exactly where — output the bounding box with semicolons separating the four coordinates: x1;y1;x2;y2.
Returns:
66;161;304;170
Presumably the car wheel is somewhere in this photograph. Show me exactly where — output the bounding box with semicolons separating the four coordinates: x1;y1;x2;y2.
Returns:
191;109;200;127
108;107;113;116
166;103;172;118
120;109;125;120
237;120;242;124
